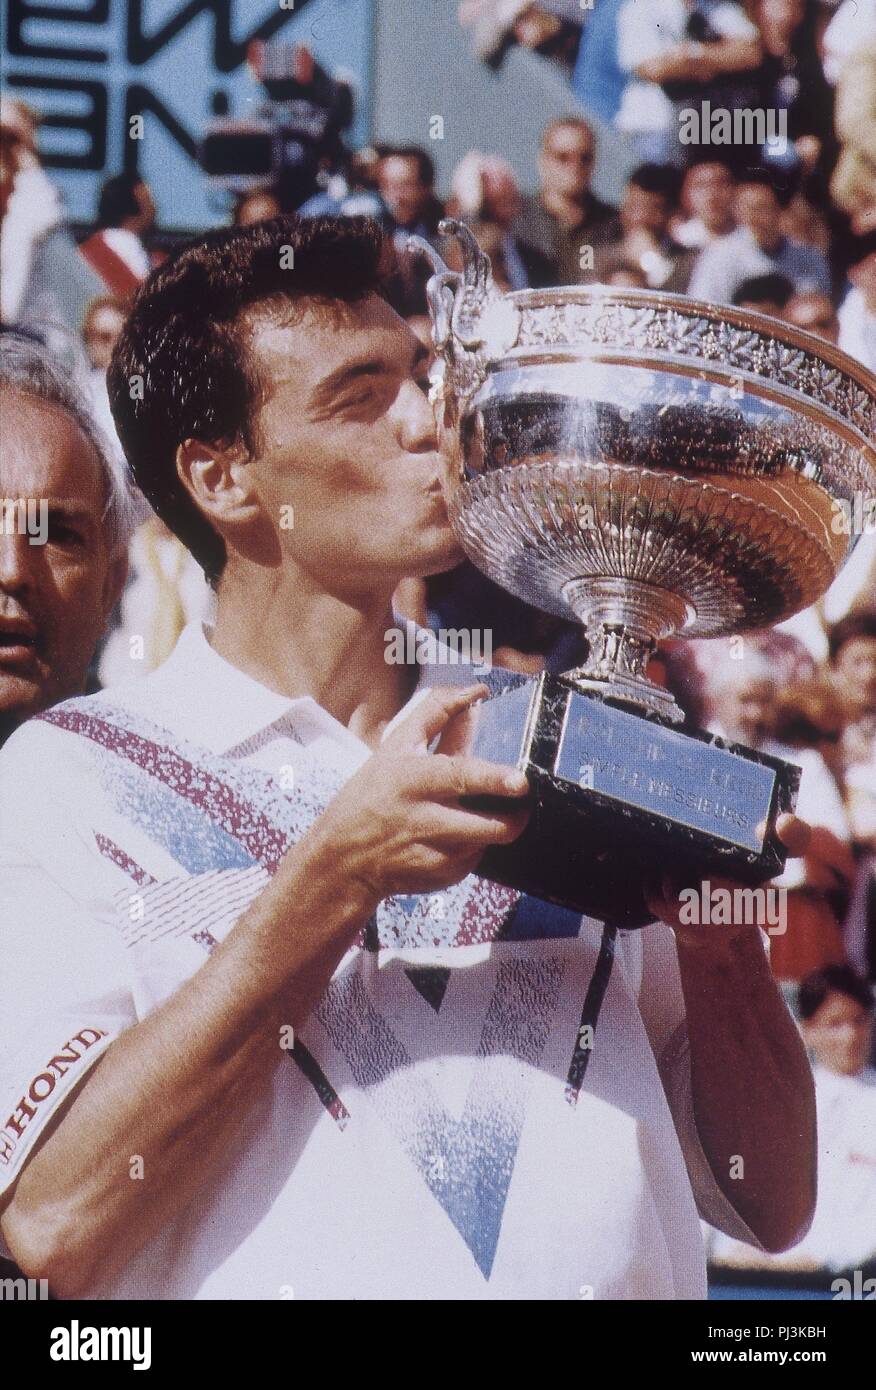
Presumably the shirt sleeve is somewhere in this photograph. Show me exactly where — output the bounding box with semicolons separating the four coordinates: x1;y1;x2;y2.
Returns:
0;722;138;1198
686;241;735;304
616;0;672;75
637;921;766;1248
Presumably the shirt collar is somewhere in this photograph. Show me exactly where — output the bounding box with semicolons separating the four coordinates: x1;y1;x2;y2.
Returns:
143;617;485;756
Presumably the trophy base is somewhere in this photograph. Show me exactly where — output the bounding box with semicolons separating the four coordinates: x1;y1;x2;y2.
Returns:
456;673;801;928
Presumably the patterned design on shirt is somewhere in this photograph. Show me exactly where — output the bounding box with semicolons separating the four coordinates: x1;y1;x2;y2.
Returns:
37;700;584;952
94;833;157;887
316;956;566;1278
36;697;595;1279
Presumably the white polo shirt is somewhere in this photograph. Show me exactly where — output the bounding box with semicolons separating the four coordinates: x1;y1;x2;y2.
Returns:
0;622;759;1300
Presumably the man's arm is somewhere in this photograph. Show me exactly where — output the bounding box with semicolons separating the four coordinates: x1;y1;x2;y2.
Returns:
636;36;760;85
647;831;817;1253
0;832;373;1299
0;686;531;1297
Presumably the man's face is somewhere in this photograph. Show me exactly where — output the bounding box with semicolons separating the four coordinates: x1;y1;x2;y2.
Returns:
84;304;126;371
835;637;876;716
683;163;735;229
0;391;125;736
621;185;670;240
539;125;595;203
715;676;777;744
738;185;781;245
378;156;430;228
803;990;872;1077
232;294;464;596
786;292;840;343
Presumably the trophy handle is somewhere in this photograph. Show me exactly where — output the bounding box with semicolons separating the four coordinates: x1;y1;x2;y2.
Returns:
406;220;521;402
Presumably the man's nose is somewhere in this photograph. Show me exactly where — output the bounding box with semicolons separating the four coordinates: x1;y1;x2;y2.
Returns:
395;379;438;454
0;529;37;595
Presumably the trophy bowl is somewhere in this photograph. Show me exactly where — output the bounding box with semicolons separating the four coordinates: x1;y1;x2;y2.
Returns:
408;222;876;925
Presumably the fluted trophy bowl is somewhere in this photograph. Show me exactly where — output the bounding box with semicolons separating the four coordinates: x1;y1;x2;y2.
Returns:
408;221;876;722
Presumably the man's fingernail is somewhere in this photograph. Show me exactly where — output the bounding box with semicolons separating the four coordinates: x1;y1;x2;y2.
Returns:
504;770;529;792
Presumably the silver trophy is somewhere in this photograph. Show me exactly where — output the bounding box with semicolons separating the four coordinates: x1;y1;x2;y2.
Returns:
408;221;876;926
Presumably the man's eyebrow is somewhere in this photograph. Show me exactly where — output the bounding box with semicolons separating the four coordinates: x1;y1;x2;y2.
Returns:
308;357;387;412
43;501;97;525
308;340;431;413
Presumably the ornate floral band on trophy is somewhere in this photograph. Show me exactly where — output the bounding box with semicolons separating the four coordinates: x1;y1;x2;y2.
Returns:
408;221;876;927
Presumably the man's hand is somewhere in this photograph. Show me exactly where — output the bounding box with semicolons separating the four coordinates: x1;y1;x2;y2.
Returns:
645;813;811;945
304;684;531;910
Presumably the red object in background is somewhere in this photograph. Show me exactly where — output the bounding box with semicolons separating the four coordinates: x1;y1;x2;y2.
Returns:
78;230;142;299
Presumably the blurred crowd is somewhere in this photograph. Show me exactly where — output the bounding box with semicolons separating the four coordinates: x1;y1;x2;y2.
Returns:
0;0;874;1284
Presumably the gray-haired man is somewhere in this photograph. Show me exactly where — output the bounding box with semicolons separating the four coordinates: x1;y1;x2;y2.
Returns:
0;334;132;747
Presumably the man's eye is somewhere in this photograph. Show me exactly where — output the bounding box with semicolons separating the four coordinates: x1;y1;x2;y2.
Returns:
48;520;84;544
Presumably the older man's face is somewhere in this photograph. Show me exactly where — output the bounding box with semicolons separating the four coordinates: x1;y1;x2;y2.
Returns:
0;390;126;739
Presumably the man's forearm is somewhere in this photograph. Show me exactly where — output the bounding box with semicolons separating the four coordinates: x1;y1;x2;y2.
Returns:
0;838;374;1298
676;928;816;1252
637;37;760;85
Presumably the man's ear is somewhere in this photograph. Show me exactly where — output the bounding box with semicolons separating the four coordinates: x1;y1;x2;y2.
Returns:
176;437;261;533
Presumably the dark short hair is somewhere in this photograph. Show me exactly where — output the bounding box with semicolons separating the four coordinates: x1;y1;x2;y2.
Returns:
737;165;797;208
107;215;385;584
97;173;144;228
380;145;435;187
827;610;876;663
799;965;874;1020
731;273;795;309
626;162;682;204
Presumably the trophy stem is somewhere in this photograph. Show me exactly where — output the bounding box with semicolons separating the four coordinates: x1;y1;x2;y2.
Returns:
560;578;691;723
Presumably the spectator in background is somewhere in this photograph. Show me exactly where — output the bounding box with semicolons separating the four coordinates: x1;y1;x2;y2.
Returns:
80;295;128;458
785;288;840;341
830;613;876;977
513;117;620;285
730;270;795;317
0;336;131;748
375;146;444;316
829;612;876;785
595;162;695;292
79;173;156;298
599;258;649;288
830;33;876;234
671;158;737;249
0;99;102;366
838;231;876;373
615;0;760;167
700;638;855;981
687;168;831;304
708;965;876;1274
795;967;876;1269
233;188;282;226
751;0;835;180
448;152;558;288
